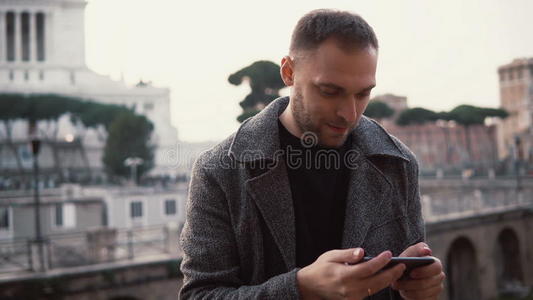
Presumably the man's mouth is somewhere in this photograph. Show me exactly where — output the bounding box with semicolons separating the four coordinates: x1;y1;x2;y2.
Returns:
327;124;348;134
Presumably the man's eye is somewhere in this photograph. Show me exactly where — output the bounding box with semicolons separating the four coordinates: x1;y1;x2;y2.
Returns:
357;92;370;98
320;89;338;96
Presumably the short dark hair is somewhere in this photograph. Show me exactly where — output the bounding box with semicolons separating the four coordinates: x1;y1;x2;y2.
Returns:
289;9;378;55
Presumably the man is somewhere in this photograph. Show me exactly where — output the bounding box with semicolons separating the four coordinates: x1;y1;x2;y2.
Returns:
179;9;445;300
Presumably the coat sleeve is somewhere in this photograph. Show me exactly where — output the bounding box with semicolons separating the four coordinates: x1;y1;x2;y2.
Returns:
179;157;302;300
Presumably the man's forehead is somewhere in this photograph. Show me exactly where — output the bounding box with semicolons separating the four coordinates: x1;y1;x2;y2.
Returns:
304;42;377;90
310;64;376;93
314;80;376;91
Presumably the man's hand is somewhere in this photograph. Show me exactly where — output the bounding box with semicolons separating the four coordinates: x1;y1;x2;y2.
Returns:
391;242;445;300
297;248;406;300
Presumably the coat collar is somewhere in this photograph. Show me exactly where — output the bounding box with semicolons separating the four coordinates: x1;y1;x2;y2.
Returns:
228;96;410;163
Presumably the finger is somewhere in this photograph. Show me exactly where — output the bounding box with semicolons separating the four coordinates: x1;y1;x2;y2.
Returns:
400;242;432;257
348;251;392;278
393;274;443;291
409;257;442;279
392;272;445;291
324;248;365;264
348;251;394;279
366;263;406;294
399;282;444;300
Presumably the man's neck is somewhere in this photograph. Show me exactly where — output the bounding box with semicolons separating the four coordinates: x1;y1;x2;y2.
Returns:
279;102;303;139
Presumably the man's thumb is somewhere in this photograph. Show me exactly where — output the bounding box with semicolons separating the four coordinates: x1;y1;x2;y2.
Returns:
327;248;365;264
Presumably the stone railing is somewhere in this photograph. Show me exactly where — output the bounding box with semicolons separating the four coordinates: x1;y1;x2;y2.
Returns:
0;223;182;274
420;177;533;222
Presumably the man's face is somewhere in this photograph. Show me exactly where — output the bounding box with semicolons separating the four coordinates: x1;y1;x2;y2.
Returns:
285;38;377;148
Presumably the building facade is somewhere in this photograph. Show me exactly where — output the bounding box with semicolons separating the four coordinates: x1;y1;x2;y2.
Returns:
0;182;186;241
0;0;179;180
371;94;500;174
83;183;187;229
386;121;499;173
0;184;106;240
497;58;533;164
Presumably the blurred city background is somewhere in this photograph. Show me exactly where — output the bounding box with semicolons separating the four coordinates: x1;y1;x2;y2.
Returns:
0;0;532;299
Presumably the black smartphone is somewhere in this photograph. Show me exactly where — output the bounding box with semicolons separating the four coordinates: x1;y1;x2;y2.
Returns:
349;256;435;280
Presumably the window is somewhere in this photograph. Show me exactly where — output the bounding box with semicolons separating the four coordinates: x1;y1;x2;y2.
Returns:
0;208;10;230
18;144;32;164
55;203;63;226
164;199;176;216
53;203;76;228
143;102;154;111
130;201;143;218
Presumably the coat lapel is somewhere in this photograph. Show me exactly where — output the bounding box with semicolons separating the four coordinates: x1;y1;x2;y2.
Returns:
245;160;296;270
341;149;393;250
341;115;408;250
229;97;297;271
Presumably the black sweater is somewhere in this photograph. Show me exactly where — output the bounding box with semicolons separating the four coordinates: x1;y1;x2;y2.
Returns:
278;120;352;268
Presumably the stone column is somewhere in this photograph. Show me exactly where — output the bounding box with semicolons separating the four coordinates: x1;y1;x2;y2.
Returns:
165;223;180;255
45;11;53;63
0;11;5;62
30;238;50;272
14;11;20;62
421;195;433;221
475;227;499;300
86;227;117;263
29;11;36;62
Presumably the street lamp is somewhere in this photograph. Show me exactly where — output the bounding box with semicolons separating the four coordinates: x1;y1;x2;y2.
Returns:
124;157;144;185
31;138;45;271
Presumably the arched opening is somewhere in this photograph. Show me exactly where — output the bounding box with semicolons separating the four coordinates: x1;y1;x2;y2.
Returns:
446;237;481;300
495;228;526;296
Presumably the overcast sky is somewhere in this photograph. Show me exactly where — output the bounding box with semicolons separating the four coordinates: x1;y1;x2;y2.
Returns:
85;0;533;142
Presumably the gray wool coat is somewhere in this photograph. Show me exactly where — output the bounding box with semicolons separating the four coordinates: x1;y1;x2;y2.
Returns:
179;96;425;300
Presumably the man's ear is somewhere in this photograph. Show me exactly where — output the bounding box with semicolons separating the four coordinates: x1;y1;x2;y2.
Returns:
280;56;294;86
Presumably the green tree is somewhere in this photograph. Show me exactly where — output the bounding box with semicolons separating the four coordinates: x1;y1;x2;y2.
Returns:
447;105;508;126
447;105;508;162
0;94;31;174
103;112;154;181
0;93;148;183
228;60;285;122
72;102;130;131
364;101;394;121
70;101;131;142
396;107;440;126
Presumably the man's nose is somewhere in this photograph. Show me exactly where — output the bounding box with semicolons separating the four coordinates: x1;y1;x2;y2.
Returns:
336;98;357;124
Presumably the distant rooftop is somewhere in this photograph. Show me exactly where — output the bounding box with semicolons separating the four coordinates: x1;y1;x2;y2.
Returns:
498;57;533;70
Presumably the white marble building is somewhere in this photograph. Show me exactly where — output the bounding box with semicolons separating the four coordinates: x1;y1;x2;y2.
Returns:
0;0;178;176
